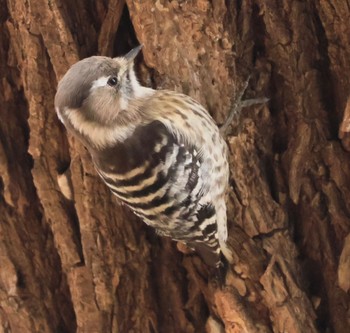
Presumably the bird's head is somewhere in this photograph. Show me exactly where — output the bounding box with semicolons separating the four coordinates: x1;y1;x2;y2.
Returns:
55;45;147;148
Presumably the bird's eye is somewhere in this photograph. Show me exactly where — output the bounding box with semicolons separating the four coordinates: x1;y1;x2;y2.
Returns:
107;76;118;86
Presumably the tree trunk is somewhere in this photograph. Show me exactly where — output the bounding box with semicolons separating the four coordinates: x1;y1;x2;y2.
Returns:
1;1;349;332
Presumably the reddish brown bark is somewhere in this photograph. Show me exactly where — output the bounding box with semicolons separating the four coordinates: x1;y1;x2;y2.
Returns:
0;1;349;332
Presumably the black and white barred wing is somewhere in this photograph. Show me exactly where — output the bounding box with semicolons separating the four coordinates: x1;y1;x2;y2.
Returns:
93;119;223;266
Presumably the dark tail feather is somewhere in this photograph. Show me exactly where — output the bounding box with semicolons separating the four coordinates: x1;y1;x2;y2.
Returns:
187;241;221;267
187;241;229;287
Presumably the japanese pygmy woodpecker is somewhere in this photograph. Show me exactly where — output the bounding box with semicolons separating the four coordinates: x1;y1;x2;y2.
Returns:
55;46;233;268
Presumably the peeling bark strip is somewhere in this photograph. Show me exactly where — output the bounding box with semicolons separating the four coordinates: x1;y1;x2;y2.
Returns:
0;0;349;332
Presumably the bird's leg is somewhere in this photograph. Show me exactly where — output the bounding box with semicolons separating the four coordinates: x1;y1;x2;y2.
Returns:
220;76;269;136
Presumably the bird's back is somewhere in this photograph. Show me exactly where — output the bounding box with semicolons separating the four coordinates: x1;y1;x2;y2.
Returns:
91;90;229;267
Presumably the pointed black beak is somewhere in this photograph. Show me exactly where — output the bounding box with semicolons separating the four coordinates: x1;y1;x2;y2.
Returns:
125;44;143;63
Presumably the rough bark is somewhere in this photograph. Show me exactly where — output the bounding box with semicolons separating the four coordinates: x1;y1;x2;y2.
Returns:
0;0;349;332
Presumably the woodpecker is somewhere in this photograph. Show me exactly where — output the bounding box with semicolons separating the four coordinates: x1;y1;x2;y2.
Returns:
55;45;233;268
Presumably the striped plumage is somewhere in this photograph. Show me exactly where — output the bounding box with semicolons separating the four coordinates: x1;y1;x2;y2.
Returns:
55;47;232;268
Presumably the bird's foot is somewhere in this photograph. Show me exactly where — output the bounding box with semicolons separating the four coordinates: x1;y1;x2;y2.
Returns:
220;76;269;136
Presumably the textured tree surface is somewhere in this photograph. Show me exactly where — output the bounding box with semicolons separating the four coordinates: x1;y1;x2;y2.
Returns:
1;1;350;332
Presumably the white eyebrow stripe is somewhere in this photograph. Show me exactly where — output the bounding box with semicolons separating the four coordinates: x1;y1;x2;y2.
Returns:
91;76;110;90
